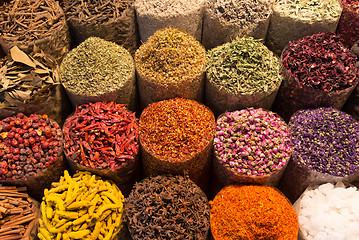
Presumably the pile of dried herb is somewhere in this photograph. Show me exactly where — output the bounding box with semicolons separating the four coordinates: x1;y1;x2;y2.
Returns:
274;32;359;120
202;0;272;49
60;37;135;107
0;186;40;240
210;185;298;240
337;0;359;48
266;0;342;54
135;28;206;106
64;0;138;54
0;0;70;61
0;46;69;124
206;37;282;114
135;0;205;41
126;175;210;240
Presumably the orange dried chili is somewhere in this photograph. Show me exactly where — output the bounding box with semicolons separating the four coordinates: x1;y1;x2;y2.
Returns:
210;185;298;240
139;97;215;161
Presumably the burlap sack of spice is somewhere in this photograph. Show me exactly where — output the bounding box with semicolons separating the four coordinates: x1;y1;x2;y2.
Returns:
0;119;65;202
202;0;272;50
64;0;138;55
0;46;72;126
135;0;205;42
275;62;358;121
135;28;206;108
266;0;342;55
0;0;70;62
60;37;137;110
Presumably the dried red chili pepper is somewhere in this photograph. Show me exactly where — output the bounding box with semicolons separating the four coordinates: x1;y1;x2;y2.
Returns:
63;102;138;171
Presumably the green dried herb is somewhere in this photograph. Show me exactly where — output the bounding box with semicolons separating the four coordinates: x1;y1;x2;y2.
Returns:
274;0;342;19
135;28;206;84
59;37;133;96
206;37;281;94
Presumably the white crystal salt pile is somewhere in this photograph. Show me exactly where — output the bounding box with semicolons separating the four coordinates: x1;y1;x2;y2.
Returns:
294;182;359;240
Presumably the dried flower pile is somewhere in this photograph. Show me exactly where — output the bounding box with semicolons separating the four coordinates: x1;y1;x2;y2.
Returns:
126;175;210;240
38;171;124;240
274;32;359;120
289;108;359;177
210;185;298;240
214;108;291;177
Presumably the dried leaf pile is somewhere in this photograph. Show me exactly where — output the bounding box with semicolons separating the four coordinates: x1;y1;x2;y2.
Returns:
136;0;204;15
0;186;40;240
126;175;210;240
0;0;70;61
0;46;60;116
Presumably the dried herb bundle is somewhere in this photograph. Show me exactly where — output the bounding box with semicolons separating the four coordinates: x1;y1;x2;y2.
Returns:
0;46;69;123
0;0;70;61
126;175;210;240
136;28;206;106
60;37;135;107
0;186;40;240
274;0;341;19
210;0;271;25
64;0;138;54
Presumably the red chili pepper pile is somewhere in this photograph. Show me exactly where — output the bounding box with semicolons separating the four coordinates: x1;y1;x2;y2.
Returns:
63;102;138;171
0;113;62;180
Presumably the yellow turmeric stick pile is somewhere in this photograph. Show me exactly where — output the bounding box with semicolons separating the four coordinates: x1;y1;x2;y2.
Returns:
38;171;124;240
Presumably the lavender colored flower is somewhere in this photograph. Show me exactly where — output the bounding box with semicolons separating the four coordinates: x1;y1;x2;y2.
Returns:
289;107;359;177
214;108;292;176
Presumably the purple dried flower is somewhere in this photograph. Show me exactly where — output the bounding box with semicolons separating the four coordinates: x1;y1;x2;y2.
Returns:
289;107;359;176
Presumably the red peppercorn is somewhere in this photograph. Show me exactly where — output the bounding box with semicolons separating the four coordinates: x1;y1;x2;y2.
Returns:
29;137;35;145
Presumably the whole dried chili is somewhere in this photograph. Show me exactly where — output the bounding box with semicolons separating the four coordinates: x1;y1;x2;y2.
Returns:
337;0;359;48
0;113;62;180
63;102;138;171
210;185;298;240
139;98;215;162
